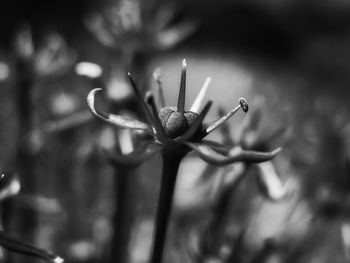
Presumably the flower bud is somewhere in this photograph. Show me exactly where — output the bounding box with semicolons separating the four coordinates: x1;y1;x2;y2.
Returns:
158;108;199;138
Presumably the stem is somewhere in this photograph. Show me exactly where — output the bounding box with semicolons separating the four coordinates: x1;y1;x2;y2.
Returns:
111;167;136;263
13;60;37;239
151;152;184;263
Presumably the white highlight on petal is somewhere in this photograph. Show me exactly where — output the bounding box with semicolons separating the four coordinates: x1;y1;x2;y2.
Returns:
53;256;64;263
182;58;187;68
118;128;134;154
0;175;21;201
342;223;350;260
256;161;290;201
190;77;211;113
0;62;10;81
75;62;102;78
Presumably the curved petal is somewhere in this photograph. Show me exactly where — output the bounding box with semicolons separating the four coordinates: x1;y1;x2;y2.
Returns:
87;88;151;132
186;142;281;166
104;143;162;167
0;230;63;262
200;140;231;155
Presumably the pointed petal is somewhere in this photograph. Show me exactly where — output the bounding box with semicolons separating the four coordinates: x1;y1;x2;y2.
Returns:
190;77;211;113
177;59;187;113
104;143;162;167
87;88;151;132
127;73;156;134
153;68;165;108
176;101;212;143
0;230;64;262
186;142;281;166
154;20;198;50
255;161;291;201
205;98;248;136
147;95;174;144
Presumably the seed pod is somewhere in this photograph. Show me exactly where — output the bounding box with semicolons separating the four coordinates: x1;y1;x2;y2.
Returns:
158;108;199;138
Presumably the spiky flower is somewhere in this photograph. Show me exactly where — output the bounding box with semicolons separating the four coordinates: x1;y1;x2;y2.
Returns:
87;59;280;166
85;0;197;52
87;59;281;263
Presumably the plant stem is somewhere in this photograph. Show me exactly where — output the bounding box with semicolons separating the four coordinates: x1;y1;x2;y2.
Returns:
111;167;137;263
150;152;184;263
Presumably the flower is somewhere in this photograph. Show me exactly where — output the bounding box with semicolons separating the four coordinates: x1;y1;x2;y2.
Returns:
87;59;281;166
218;97;292;201
14;25;76;77
85;0;197;52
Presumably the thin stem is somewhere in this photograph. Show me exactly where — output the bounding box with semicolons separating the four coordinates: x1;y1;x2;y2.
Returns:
151;152;185;263
111;167;136;263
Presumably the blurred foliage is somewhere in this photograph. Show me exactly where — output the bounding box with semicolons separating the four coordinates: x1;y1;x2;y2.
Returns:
0;0;350;263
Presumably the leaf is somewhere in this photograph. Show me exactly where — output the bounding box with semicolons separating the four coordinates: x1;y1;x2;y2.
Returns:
186;142;281;166
0;230;63;262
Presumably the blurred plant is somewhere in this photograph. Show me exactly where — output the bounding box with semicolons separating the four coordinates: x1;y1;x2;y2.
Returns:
87;59;281;263
183;98;292;263
15;25;76;78
85;0;197;53
85;0;198;109
0;173;63;263
7;24;76;260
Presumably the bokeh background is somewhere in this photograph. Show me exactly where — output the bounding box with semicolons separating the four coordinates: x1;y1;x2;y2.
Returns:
0;0;350;262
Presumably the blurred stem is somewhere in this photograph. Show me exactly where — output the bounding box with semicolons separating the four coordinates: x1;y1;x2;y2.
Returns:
200;169;245;255
14;59;37;234
151;151;185;263
111;166;137;263
2;59;38;263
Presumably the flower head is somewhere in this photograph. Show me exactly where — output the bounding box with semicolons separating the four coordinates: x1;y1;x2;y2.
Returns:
87;59;281;166
14;25;75;77
85;0;197;52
